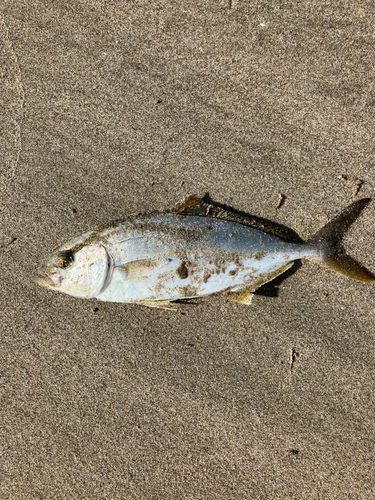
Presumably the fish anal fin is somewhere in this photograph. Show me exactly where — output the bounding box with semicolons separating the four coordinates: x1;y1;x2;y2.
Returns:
136;300;177;310
174;195;212;216
227;288;255;305
227;262;293;305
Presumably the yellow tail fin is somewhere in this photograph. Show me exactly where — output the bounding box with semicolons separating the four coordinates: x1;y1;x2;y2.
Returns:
307;198;375;283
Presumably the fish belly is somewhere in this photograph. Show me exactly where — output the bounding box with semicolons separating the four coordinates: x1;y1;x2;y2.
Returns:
95;215;314;302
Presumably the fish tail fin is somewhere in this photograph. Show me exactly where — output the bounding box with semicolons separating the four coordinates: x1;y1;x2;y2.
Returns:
307;198;375;283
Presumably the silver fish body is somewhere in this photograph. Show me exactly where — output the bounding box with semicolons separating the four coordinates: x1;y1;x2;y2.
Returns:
92;214;317;303
37;196;375;307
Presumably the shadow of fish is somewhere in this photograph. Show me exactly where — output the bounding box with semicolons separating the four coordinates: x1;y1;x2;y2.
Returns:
36;195;375;309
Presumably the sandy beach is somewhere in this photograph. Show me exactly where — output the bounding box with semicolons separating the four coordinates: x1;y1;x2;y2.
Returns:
1;1;374;498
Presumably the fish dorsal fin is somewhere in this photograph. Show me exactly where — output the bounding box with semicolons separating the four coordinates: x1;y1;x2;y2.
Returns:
173;194;236;219
174;195;301;242
174;195;212;215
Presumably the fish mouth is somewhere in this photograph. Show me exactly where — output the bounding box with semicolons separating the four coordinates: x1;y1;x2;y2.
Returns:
35;270;61;289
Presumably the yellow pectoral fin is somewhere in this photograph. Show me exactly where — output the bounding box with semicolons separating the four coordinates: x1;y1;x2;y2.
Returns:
227;262;294;305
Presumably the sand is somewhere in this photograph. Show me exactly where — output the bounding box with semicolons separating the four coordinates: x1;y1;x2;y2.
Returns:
1;1;374;498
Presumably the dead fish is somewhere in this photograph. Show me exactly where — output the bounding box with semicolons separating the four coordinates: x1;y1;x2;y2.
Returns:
36;195;375;308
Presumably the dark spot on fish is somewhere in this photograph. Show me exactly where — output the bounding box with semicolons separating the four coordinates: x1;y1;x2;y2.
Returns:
176;261;189;279
93;307;99;312
181;284;198;298
203;270;211;283
253;251;265;261
233;256;242;268
228;269;237;276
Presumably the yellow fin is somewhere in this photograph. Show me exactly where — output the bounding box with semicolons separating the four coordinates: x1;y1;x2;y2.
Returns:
227;288;255;304
307;198;375;283
136;300;177;310
227;262;293;305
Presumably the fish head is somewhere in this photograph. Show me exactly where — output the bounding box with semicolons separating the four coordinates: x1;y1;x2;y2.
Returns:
36;231;109;298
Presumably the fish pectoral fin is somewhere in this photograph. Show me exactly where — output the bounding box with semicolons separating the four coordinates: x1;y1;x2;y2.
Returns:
227;288;255;305
227;262;294;305
173;194;212;216
136;300;177;311
118;259;159;280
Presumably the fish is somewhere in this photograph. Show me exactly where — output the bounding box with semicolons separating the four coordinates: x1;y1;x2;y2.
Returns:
36;195;375;308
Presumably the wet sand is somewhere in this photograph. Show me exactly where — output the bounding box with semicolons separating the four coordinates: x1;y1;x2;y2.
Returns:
1;2;374;498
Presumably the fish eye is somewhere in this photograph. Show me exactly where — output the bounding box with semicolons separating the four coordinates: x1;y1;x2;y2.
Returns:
56;252;74;269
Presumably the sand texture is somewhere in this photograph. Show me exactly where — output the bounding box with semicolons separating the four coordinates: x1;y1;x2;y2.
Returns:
1;1;374;498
